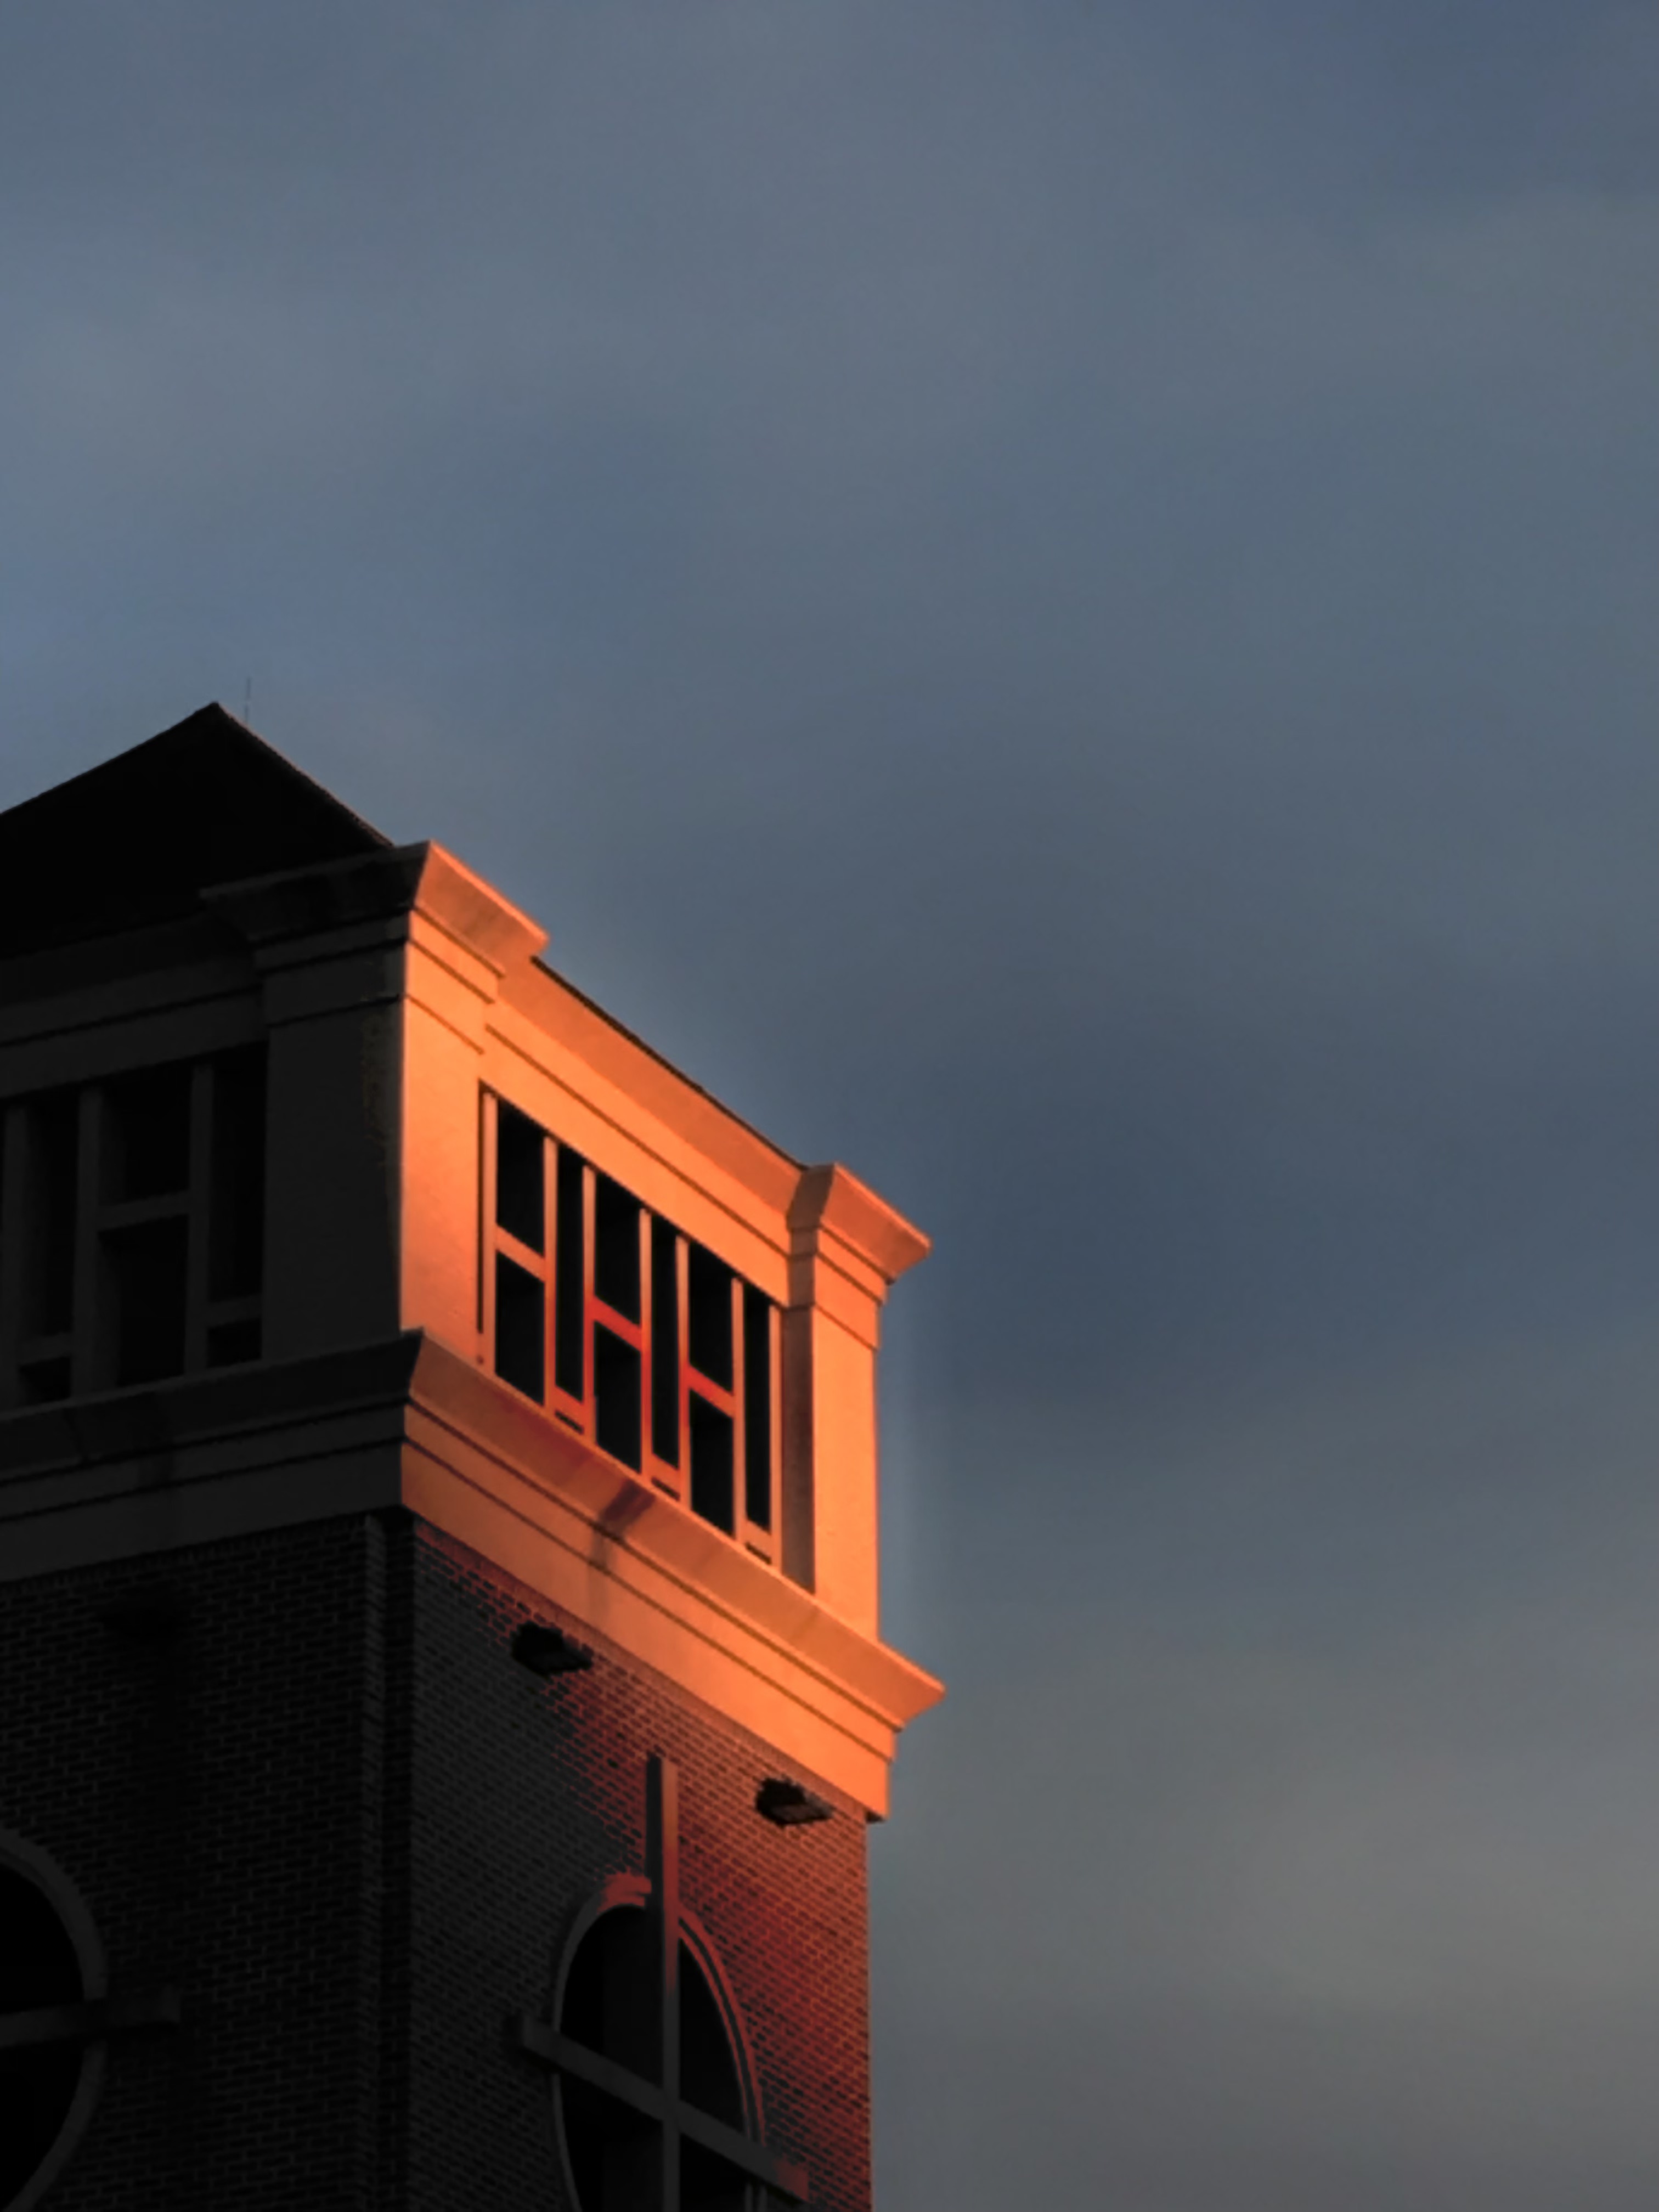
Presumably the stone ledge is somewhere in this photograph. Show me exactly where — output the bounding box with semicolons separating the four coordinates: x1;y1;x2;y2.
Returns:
0;1331;942;1814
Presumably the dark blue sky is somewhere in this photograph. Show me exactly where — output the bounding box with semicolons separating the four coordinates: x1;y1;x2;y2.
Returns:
4;3;1657;2202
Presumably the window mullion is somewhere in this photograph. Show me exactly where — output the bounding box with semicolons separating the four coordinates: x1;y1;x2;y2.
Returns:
636;1203;653;1483
768;1302;783;1553
478;1087;499;1356
730;1273;747;1548
676;1234;690;1495
182;1063;212;1374
541;1130;557;1404
580;1163;597;1444
0;1103;25;1409
71;1087;103;1395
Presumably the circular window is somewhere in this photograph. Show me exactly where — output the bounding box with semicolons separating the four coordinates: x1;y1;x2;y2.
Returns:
0;1840;104;2212
556;1901;756;2212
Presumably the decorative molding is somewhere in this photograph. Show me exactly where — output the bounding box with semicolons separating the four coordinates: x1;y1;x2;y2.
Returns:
789;1161;930;1287
0;1333;943;1815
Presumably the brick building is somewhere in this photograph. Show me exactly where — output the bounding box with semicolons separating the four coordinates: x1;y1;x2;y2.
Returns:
0;707;941;2211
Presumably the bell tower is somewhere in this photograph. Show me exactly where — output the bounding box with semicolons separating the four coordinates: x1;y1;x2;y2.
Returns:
0;706;940;2212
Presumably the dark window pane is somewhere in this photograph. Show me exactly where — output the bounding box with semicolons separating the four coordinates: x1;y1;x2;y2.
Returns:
562;1902;659;2212
0;1867;83;2205
686;1244;732;1388
560;1905;656;2069
105;1062;191;1200
681;2136;750;2212
558;1904;659;2208
557;1908;749;2212
19;1356;71;1405
104;1217;188;1386
22;1091;77;1335
743;1286;772;1531
594;1326;642;1471
206;1319;262;1369
209;1048;266;1300
495;1254;545;1402
689;1396;734;1534
594;1176;641;1320
651;1217;680;1467
555;1148;586;1398
679;1946;743;2125
495;1099;544;1252
0;1866;81;2009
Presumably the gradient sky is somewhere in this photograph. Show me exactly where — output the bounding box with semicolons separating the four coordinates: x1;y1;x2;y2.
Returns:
4;4;1657;2204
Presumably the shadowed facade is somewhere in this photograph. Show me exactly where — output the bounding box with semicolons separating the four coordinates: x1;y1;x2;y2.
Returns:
0;706;941;2212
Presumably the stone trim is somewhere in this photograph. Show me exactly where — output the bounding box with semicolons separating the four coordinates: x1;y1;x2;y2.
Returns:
0;1333;941;1814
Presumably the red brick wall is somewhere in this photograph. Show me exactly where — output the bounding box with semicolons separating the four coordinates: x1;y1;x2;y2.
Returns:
401;1519;872;2212
0;1513;872;2211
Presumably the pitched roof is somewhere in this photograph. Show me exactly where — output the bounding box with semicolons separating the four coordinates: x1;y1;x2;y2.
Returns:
0;703;390;957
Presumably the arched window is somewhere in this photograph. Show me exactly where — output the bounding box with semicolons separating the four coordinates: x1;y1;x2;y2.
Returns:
557;1901;753;2212
517;1758;807;2209
0;1838;106;2212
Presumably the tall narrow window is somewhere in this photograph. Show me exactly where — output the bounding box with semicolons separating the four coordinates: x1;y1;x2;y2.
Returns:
12;1090;78;1403
743;1285;774;1534
593;1176;641;1321
103;1218;189;1387
590;1174;645;1471
491;1096;548;1402
206;1046;266;1365
685;1244;739;1538
650;1216;679;1469
592;1327;642;1471
686;1244;733;1391
554;1146;586;1401
689;1394;735;1536
495;1254;545;1403
495;1099;545;1254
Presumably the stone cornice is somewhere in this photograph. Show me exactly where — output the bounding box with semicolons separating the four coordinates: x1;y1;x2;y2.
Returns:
500;958;801;1214
202;844;430;952
789;1163;930;1289
411;843;548;977
404;1336;942;1734
202;839;545;977
0;1333;942;1815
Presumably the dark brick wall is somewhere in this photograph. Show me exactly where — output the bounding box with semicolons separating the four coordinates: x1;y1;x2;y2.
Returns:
0;1513;872;2212
0;1517;386;2212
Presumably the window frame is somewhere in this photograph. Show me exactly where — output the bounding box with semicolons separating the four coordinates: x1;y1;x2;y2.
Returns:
0;1050;267;1412
551;1882;764;2212
479;1089;782;1564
